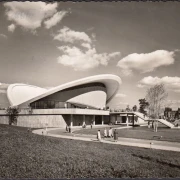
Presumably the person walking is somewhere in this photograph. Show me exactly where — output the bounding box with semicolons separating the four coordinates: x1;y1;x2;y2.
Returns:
69;126;71;133
108;127;113;138
91;123;93;129
104;128;107;138
114;129;118;142
148;121;150;128
154;120;158;132
97;130;101;142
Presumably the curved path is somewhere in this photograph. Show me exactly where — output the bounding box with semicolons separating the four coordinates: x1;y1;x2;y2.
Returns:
33;127;180;152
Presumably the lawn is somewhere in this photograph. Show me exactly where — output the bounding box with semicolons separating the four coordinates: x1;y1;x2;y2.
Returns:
74;124;180;143
0;124;180;178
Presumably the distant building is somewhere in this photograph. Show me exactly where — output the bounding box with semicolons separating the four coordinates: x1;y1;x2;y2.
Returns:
164;107;180;120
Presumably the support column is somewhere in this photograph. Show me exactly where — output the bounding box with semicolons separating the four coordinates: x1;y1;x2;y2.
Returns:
126;114;129;126
83;115;85;126
70;114;73;127
102;115;104;125
133;114;135;127
93;115;95;125
115;115;117;125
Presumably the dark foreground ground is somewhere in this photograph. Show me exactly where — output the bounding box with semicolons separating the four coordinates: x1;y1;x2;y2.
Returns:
0;124;180;178
75;124;180;143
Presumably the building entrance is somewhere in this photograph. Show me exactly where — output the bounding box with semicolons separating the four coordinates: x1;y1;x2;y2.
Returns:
95;115;102;125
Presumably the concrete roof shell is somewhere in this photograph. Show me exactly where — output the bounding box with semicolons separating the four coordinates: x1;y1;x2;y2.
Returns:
7;74;122;107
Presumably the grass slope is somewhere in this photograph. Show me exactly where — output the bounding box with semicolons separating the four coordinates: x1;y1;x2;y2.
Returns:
0;124;180;178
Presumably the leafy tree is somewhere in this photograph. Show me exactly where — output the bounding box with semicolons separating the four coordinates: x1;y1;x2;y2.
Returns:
6;106;20;125
125;105;130;112
145;83;168;119
132;105;137;112
138;98;149;115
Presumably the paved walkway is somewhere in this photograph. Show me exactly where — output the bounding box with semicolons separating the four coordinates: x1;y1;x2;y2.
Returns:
33;127;180;152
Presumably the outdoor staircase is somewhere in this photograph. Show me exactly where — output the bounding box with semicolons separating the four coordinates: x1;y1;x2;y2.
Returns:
133;112;176;128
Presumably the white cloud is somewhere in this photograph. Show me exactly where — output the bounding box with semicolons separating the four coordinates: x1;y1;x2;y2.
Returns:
54;27;92;43
138;76;180;92
4;2;58;31
81;43;91;49
44;11;67;29
57;46;120;71
115;93;127;98
8;24;16;32
117;50;175;76
0;34;7;38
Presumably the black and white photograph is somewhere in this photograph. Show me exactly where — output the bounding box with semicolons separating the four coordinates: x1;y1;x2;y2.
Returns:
0;1;180;178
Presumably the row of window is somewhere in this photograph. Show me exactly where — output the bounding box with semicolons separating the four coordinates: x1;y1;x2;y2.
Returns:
30;100;96;109
30;101;75;109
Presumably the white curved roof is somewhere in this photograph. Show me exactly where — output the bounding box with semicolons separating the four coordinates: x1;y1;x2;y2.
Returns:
7;74;122;107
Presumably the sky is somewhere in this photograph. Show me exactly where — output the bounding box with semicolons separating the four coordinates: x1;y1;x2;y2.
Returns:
0;1;180;109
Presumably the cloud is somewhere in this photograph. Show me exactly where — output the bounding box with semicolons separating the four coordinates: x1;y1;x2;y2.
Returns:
4;2;58;32
54;27;92;43
115;93;127;98
44;11;67;29
138;76;180;92
54;26;120;70
81;43;91;49
8;24;16;32
57;46;120;71
117;50;175;76
0;34;7;38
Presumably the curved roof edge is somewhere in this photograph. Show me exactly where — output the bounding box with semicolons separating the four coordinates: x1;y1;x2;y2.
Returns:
7;84;47;106
8;74;122;107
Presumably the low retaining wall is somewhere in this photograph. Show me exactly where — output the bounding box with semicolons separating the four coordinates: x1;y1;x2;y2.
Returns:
0;114;67;128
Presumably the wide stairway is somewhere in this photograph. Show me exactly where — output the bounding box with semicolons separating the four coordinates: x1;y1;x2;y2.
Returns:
133;112;177;128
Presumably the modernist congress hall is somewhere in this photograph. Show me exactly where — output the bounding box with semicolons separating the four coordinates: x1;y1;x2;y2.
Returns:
0;74;127;128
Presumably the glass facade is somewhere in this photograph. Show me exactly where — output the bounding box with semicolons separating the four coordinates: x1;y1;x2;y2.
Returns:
30;82;106;110
30;101;79;109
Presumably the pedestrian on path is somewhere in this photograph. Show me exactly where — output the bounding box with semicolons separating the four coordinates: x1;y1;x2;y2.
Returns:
66;125;68;132
69;126;71;133
104;128;107;138
91;123;93;129
148;121;150;128
114;129;118;142
108;127;113;138
154;120;158;132
97;130;101;142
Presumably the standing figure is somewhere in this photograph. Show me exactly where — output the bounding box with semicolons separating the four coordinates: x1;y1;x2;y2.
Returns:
91;123;93;129
114;129;118;142
154;120;158;132
104;128;107;138
108;127;113;138
97;130;101;142
69;126;71;133
148;121;150;128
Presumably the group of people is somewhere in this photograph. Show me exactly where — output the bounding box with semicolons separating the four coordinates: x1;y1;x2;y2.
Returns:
97;127;118;142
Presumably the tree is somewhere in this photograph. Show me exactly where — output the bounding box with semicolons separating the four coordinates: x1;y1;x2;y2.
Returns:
145;83;168;119
6;106;20;125
125;105;130;112
138;98;149;115
132;105;137;112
